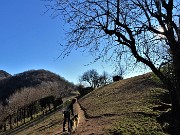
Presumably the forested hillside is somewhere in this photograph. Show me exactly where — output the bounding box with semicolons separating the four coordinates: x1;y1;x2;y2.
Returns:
0;70;11;80
0;69;75;104
0;69;77;132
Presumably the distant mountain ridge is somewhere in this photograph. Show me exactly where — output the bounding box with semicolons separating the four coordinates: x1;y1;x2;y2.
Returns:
0;70;11;79
0;69;75;104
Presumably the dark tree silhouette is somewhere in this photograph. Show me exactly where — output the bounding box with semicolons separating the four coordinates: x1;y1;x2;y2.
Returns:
47;0;180;120
113;75;123;82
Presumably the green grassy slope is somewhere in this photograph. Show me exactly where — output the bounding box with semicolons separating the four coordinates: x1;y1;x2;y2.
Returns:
78;73;169;134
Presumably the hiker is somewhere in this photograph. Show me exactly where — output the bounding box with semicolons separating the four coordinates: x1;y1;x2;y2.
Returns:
62;98;76;132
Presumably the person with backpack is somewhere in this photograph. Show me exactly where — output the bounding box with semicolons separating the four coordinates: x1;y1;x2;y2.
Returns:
62;98;76;132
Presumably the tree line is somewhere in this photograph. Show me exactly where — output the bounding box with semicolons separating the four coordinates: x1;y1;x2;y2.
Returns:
0;95;63;131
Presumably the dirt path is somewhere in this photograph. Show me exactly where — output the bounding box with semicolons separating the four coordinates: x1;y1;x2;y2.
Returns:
52;101;86;135
52;101;106;135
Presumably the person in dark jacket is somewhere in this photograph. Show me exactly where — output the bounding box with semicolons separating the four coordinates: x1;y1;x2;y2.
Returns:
62;98;76;132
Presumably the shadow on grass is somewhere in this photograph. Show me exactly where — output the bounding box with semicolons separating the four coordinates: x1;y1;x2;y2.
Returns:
132;111;158;117
156;110;180;135
34;120;62;132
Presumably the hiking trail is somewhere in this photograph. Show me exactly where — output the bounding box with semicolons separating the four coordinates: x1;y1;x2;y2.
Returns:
52;100;105;135
52;101;86;135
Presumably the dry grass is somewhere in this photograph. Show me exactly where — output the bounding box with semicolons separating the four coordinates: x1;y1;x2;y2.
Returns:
78;73;168;134
13;109;64;135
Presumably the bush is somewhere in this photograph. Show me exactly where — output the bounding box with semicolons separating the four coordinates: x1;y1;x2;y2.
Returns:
78;86;94;96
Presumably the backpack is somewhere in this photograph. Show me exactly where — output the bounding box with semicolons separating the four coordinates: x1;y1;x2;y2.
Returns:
63;100;72;112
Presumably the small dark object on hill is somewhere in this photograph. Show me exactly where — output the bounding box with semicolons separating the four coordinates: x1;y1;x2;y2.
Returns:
78;87;94;96
113;75;123;82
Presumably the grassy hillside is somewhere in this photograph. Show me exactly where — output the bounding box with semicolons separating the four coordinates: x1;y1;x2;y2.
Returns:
77;73;169;134
4;73;172;135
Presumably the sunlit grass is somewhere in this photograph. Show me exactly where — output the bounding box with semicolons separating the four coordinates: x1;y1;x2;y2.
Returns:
79;73;168;134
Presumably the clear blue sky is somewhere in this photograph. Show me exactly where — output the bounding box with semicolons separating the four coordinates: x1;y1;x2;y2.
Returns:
0;1;148;84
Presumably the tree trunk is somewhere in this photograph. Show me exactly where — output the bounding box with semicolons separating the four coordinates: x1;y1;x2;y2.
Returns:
168;86;180;120
29;105;33;120
23;108;26;124
172;47;180;120
20;108;23;123
3;123;6;131
159;76;180;120
16;109;19;127
9;115;12;129
172;91;180;119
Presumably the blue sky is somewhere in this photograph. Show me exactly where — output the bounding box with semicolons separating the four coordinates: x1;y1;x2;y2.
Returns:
0;1;148;84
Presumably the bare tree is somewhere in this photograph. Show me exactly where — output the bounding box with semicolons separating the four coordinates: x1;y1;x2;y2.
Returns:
113;63;125;79
47;0;180;119
98;71;111;86
80;69;99;88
